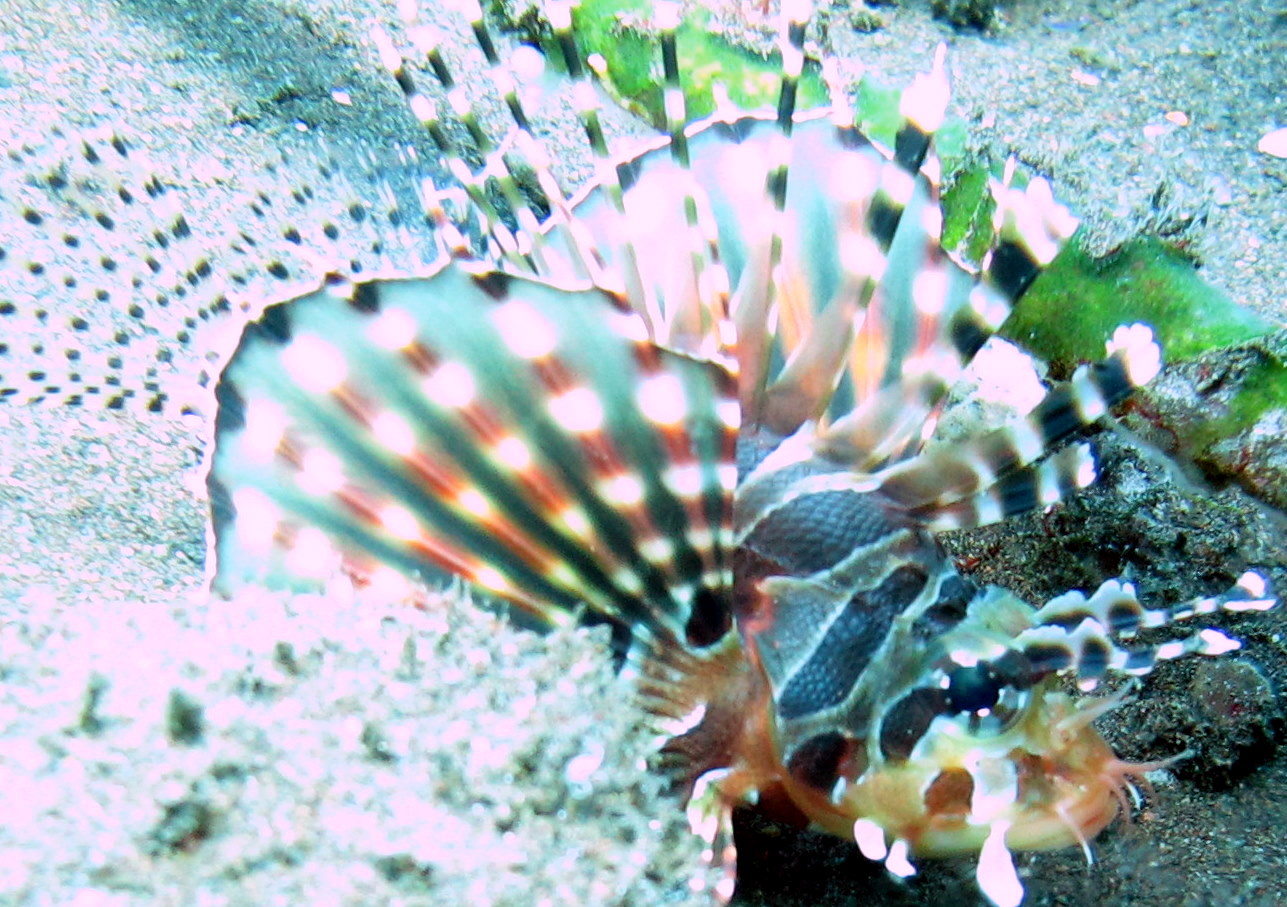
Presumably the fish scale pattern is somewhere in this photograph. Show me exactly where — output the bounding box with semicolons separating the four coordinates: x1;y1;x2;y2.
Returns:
0;3;1278;907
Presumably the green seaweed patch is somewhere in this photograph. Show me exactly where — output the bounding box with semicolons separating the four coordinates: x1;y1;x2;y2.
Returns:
1188;353;1287;454
1001;236;1274;369
852;75;967;160
940;157;995;262
1228;356;1287;429
567;0;827;126
852;77;902;147
930;153;1277;390
563;0;660;121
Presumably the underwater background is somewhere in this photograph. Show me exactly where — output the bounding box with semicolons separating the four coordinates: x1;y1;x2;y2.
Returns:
0;0;1284;904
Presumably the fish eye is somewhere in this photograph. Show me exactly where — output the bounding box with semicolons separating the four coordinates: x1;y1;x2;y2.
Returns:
926;643;1034;730
878;649;1038;761
945;663;1001;714
937;648;1036;732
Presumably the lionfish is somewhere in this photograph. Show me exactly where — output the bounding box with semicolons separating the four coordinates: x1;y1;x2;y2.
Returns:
16;0;1275;905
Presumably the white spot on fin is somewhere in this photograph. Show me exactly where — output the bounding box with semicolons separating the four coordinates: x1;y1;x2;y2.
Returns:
549;386;603;433
637;373;687;425
977;820;1023;907
853;818;887;862
423;361;475;408
282;335;347;394
494;299;557;359
884;838;916;879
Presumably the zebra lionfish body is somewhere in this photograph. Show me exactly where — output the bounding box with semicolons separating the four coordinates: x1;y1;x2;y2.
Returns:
190;2;1276;905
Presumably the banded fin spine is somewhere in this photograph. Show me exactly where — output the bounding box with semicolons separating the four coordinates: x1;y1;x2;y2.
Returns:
873;323;1163;529
1018;571;1277;688
370;23;526;269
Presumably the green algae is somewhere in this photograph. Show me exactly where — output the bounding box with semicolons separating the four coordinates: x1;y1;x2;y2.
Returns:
1184;349;1287;456
1003;236;1275;367
533;0;828;127
1001;236;1283;468
940;155;996;262
1226;355;1287;432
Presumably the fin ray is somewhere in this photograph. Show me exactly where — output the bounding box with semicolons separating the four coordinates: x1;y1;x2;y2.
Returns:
209;263;734;645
